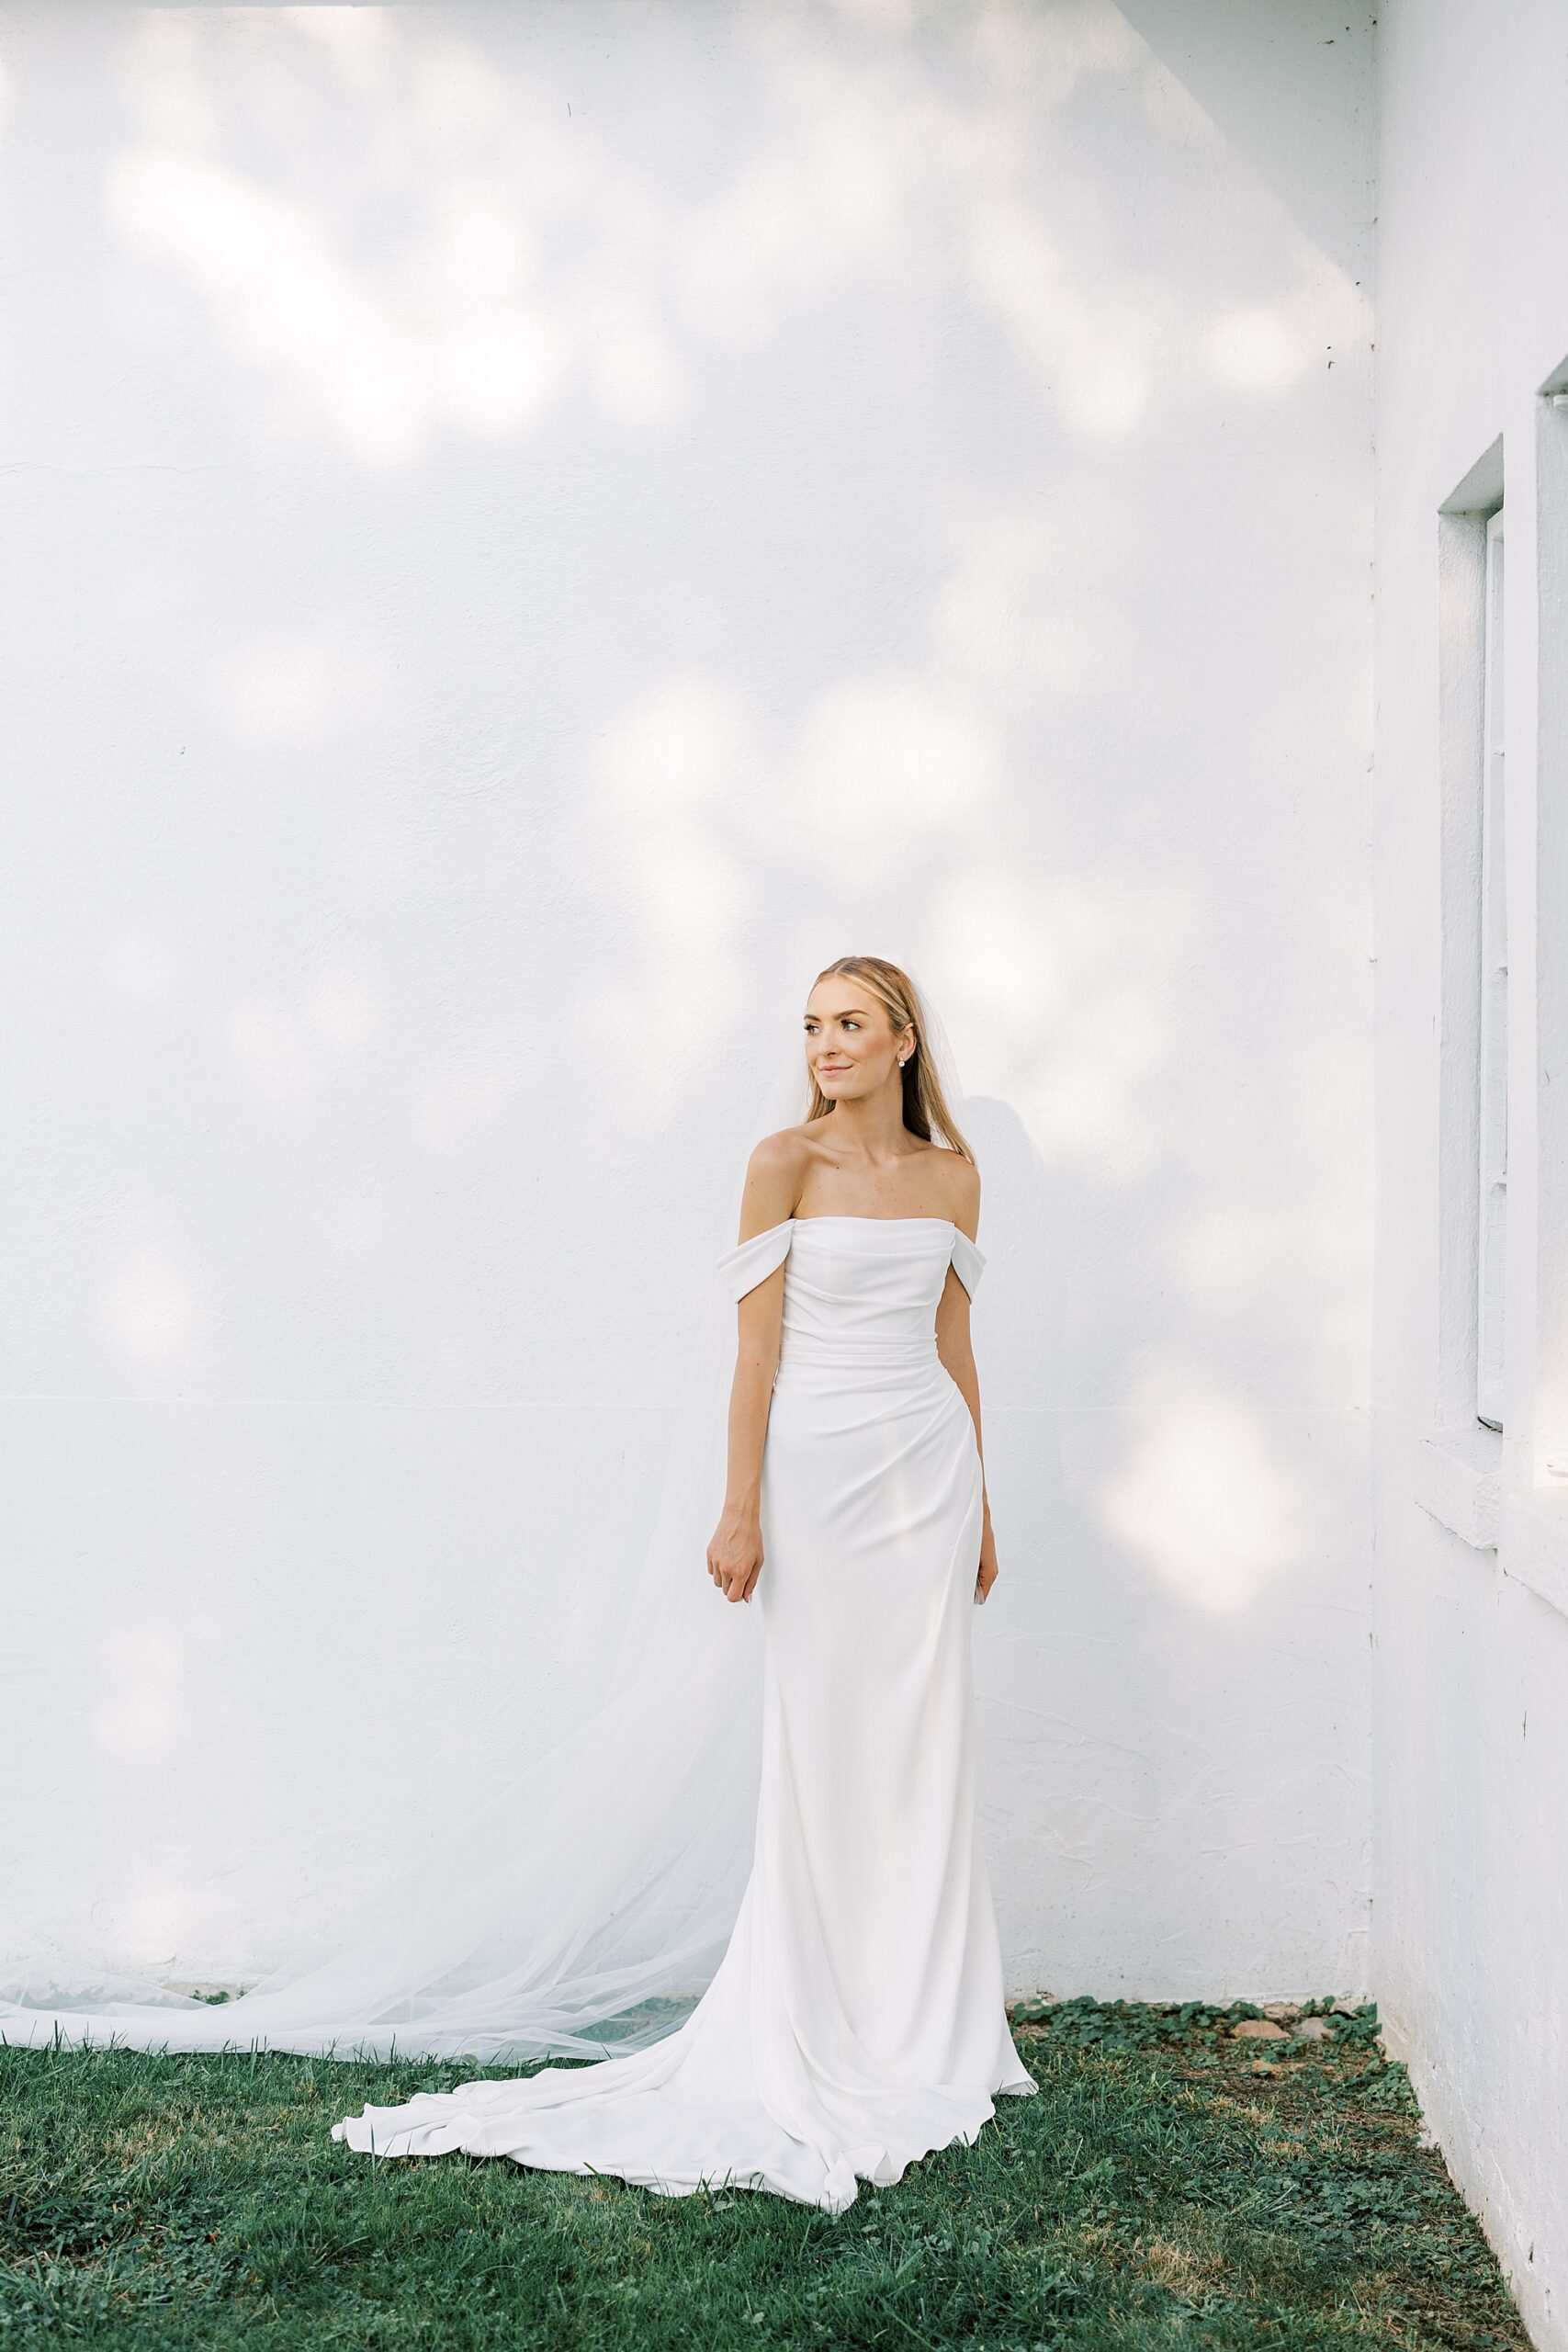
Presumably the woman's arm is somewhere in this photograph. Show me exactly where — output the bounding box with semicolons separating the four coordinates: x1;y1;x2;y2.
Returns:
706;1135;798;1604
935;1163;998;1604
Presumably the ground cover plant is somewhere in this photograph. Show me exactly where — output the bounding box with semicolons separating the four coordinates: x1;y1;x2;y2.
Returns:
0;1997;1529;2349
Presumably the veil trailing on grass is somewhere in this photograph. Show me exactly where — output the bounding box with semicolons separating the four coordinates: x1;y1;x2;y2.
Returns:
0;969;976;2064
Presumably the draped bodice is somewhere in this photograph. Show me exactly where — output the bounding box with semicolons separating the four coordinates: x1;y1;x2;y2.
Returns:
716;1216;985;1370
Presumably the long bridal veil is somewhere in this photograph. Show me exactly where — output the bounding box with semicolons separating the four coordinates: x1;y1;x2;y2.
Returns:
1;968;976;2064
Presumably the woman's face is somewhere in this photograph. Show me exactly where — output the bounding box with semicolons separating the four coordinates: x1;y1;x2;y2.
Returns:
803;980;912;1104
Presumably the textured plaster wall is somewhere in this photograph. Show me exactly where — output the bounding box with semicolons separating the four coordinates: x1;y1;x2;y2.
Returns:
1374;4;1568;2344
1;2;1375;2010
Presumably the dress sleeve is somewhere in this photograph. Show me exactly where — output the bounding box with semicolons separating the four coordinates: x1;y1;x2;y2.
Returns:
716;1218;794;1304
949;1229;986;1302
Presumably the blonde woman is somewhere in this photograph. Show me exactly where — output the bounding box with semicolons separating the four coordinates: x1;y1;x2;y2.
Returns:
333;956;1036;2208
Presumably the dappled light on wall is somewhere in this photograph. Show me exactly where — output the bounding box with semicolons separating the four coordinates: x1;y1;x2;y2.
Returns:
930;865;1202;1185
93;1627;189;1764
218;965;381;1120
1096;1363;1309;1614
209;623;422;751
2;0;1377;2016
102;1241;207;1378
101;3;1368;468
581;675;754;1124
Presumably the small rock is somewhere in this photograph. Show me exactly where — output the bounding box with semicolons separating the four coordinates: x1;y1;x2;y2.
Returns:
1262;2002;1301;2022
1231;2018;1289;2041
1250;2060;1280;2075
1333;1999;1361;2017
1293;2016;1334;2041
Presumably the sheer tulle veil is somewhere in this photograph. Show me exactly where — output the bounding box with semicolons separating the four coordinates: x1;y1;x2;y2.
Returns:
0;966;976;2063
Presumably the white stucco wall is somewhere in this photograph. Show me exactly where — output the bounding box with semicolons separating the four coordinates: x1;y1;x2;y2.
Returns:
1;4;1375;2018
1374;5;1568;2344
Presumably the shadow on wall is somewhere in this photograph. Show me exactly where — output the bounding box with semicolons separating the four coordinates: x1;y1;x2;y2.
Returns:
1;0;1374;1994
1119;0;1374;281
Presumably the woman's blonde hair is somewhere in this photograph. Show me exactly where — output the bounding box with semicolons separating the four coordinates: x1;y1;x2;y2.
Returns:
805;955;976;1164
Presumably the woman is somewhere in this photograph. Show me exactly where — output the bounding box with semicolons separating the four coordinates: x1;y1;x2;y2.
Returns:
333;955;1037;2209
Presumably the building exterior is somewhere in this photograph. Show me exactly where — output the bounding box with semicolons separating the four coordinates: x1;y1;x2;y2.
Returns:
1374;8;1568;2344
0;1;1562;2341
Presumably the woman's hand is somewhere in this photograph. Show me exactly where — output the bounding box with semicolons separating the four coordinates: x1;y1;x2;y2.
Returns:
707;1505;764;1604
975;1499;999;1605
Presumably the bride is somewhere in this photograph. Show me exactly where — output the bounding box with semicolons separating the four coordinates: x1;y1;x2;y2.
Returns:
333;954;1037;2207
1;954;1035;2215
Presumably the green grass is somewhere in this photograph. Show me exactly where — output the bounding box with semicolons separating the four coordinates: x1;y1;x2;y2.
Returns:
0;1999;1528;2349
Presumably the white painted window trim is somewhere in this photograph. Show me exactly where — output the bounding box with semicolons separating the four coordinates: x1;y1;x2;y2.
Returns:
1422;441;1506;1553
1500;1492;1568;1617
1426;379;1568;1619
1415;1428;1501;1551
1532;378;1568;1564
1475;506;1507;1431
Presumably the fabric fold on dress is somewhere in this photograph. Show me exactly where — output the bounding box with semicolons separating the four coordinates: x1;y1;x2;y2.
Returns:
716;1216;987;1308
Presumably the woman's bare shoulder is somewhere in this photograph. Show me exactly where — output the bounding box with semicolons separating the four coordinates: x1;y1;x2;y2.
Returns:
736;1125;812;1238
746;1124;813;1182
921;1141;980;1234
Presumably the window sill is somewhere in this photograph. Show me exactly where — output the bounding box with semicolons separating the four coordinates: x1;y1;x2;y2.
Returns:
1500;1492;1568;1621
1415;1426;1502;1550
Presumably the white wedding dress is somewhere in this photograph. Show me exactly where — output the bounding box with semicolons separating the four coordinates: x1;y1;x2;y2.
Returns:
333;1214;1037;2211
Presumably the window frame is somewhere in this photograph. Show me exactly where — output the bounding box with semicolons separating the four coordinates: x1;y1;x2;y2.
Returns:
1475;504;1507;1432
1415;435;1505;1551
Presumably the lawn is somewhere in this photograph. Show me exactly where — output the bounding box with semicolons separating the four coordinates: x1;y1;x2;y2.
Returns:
0;1998;1529;2349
